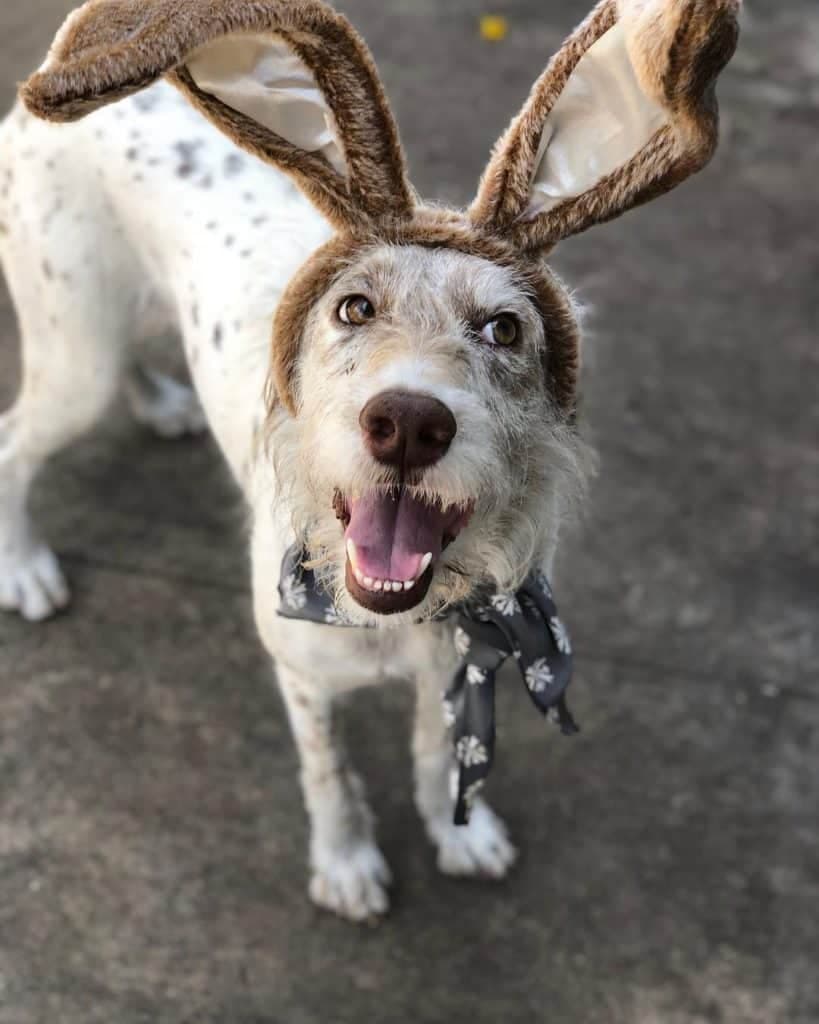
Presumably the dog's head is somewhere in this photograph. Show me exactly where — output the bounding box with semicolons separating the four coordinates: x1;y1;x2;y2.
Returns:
267;225;587;623
23;0;739;623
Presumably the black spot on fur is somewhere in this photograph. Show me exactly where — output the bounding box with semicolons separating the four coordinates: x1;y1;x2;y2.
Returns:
134;92;159;114
197;174;213;190
224;153;244;178
240;249;252;259
251;215;269;227
174;140;203;179
225;235;235;248
125;147;139;161
206;221;217;231
41;198;63;233
42;260;53;281
242;192;255;203
212;324;223;350
191;304;199;327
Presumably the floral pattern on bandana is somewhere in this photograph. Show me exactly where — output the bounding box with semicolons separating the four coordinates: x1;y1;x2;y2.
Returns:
444;573;578;826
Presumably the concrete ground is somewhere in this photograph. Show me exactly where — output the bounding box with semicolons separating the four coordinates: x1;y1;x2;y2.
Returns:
1;1;817;1021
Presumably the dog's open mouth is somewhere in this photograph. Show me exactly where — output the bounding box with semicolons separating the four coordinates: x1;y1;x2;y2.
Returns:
335;489;472;614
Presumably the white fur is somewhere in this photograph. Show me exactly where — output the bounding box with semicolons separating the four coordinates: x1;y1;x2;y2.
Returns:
0;83;588;919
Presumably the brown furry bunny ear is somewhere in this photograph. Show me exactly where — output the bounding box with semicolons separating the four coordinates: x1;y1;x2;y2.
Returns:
21;0;414;230
470;0;740;252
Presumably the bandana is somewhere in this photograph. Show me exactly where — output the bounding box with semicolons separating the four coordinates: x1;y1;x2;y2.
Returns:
277;543;578;825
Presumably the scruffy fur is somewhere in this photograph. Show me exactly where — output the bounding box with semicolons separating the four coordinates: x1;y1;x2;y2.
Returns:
1;0;738;920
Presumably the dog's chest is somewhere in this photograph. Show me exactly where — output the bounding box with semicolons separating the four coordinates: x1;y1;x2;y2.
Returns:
273;616;458;691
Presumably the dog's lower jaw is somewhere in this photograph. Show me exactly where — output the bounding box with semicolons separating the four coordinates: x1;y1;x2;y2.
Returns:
344;557;434;614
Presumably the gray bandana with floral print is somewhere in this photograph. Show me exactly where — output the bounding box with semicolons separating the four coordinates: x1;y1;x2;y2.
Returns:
277;543;578;825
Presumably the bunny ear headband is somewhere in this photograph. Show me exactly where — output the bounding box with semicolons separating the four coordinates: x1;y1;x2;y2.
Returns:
22;0;739;415
23;0;739;245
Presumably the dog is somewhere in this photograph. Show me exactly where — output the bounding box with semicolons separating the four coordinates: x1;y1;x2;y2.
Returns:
0;0;738;920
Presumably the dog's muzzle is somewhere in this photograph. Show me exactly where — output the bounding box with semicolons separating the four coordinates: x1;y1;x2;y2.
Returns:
339;389;468;614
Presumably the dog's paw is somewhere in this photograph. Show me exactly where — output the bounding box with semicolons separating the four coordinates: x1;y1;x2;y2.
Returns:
126;369;207;439
429;799;517;879
0;541;70;622
309;841;393;922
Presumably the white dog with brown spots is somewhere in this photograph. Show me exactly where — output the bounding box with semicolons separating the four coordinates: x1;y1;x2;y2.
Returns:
0;0;738;920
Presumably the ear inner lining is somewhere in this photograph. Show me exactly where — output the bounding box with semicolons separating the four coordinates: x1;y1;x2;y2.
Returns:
525;21;667;219
186;33;347;177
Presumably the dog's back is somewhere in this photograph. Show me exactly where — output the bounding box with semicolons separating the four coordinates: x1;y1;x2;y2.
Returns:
1;81;331;478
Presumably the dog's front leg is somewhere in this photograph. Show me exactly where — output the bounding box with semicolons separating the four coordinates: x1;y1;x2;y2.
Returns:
275;662;392;921
412;667;517;880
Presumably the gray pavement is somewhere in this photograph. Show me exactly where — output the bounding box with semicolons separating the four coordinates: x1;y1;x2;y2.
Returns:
1;2;817;1022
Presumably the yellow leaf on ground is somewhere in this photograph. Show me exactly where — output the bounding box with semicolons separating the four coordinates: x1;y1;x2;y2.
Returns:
480;15;509;42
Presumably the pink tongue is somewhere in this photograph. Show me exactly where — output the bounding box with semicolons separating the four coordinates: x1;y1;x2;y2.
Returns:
345;491;448;581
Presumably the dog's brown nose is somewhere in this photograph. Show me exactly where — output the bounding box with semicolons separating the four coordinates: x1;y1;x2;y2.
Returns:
359;390;457;470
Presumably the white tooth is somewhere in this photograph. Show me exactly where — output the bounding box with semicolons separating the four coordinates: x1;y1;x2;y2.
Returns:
364;576;374;587
373;580;383;591
419;552;433;576
392;581;402;592
346;539;359;569
354;569;366;586
404;580;415;591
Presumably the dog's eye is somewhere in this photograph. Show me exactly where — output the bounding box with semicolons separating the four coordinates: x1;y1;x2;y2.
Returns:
338;295;376;326
480;315;519;346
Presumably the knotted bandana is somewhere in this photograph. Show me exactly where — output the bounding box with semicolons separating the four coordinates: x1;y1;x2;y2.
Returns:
277;544;578;825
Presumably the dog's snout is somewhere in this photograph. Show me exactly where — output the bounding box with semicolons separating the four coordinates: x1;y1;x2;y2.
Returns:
359;390;457;470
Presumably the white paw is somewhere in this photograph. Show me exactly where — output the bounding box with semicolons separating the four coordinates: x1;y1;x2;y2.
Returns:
0;541;70;622
309;841;393;922
430;799;518;879
126;369;207;439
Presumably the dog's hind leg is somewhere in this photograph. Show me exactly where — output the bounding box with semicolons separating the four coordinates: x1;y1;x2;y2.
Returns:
412;673;518;879
124;364;206;440
0;235;132;620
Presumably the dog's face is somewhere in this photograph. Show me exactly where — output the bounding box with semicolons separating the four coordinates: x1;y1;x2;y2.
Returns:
273;243;588;626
